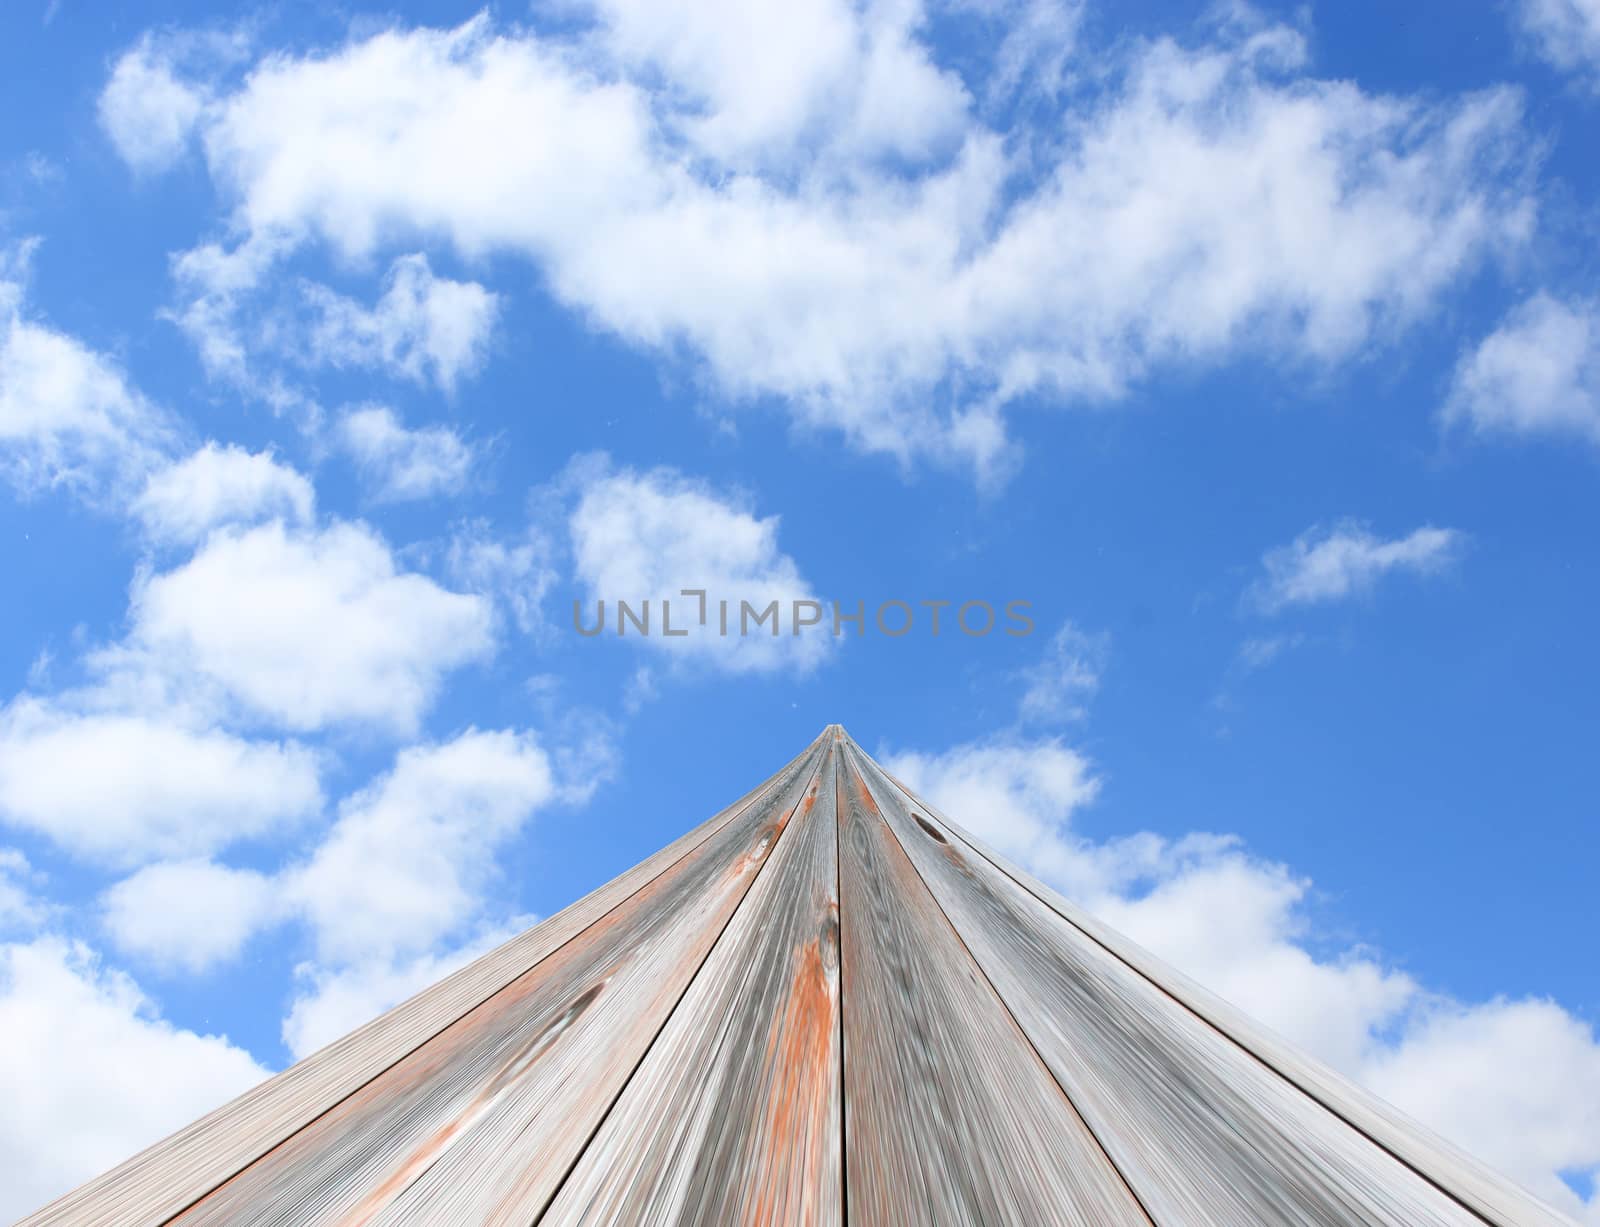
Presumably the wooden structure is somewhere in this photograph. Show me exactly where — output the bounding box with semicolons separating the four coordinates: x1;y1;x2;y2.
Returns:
23;726;1571;1225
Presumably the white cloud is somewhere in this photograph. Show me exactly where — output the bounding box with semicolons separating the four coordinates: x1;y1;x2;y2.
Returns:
167;233;287;384
587;0;970;168
889;733;1600;1221
1516;0;1600;88
444;520;558;635
568;458;833;675
1445;294;1600;446
0;698;322;867
280;730;557;1058
0;849;46;932
123;519;494;734
1095;854;1417;1076
0;937;268;1223
976;0;1085;107
98;36;208;174
884;737;1111;897
1;256;176;501
1363;999;1600;1217
304;254;498;391
335;404;474;502
91;726;576;991
102;859;280;973
133;442;314;544
281;918;528;1060
1236;632;1305;671
287;729;554;965
153;10;1531;482
1248;520;1463;613
1018;620;1105;722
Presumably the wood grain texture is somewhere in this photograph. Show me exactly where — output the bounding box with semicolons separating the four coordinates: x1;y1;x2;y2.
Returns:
17;732;822;1227
166;739;826;1227
543;737;844;1226
844;740;1491;1226
835;745;1151;1227
22;725;1572;1227
862;743;1573;1227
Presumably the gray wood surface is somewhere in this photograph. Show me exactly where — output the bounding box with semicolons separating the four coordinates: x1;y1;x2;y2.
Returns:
835;745;1151;1227
863;745;1572;1227
544;735;844;1226
844;740;1492;1226
168;738;826;1226
18;725;1573;1227
18;734;824;1227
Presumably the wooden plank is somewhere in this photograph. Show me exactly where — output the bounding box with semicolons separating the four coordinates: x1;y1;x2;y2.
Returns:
542;736;844;1226
857;737;1571;1227
145;738;827;1227
20;730;829;1227
834;747;1151;1227
845;739;1490;1226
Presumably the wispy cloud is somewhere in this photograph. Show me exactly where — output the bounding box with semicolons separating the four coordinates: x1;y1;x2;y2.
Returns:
1018;620;1106;723
1514;0;1600;89
335;405;477;503
1247;521;1464;614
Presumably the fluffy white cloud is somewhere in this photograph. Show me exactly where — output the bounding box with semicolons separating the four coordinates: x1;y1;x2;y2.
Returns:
568;458;833;675
280;731;557;1057
154;9;1531;482
304;254;498;391
1516;0;1600;87
1445;294;1600;446
98;36;208;174
0;699;322;866
102;859;280;973
281;918;528;1060
1095;854;1417;1076
0;937;269;1222
91;726;577;993
587;0;970;168
884;737;1112;896
1248;520;1463;613
335;404;475;502
1363;999;1600;1217
889;733;1600;1221
288;729;554;965
1017;620;1105;722
133;442;314;544
123;520;494;734
1;258;176;501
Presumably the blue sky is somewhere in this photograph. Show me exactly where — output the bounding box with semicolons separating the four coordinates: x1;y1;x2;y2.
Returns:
2;0;1599;1219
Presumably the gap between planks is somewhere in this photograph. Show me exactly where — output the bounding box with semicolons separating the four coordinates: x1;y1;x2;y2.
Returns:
836;738;1157;1227
528;739;835;1224
24;733;829;1227
863;748;1566;1227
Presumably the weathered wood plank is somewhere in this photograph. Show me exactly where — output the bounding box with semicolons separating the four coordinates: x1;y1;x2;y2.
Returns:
19;730;828;1227
835;747;1151;1227
845;738;1491;1226
860;739;1571;1227
542;737;843;1226
154;738;826;1227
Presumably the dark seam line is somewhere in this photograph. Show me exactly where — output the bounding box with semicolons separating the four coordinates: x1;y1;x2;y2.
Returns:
155;736;827;1226
874;763;1512;1227
527;743;831;1224
841;739;1158;1226
832;740;850;1227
